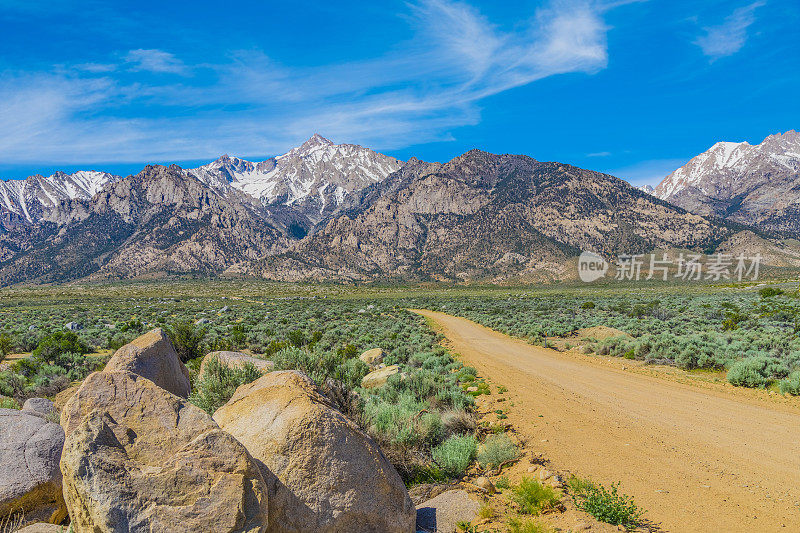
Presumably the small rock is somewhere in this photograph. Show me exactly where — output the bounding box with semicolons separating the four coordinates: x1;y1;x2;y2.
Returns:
527;466;538;473
466;386;479;392
219;306;230;313
576;522;592;530
361;364;400;389
64;322;81;331
416;490;480;533
474;477;495;494
359;347;384;367
538;469;552;481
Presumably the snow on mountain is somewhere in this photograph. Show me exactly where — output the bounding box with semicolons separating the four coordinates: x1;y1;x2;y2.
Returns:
0;170;119;227
653;130;800;231
637;185;654;195
654;130;800;201
187;134;403;224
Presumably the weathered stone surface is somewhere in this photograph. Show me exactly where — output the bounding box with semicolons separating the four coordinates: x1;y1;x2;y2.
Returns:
22;398;57;418
416;490;480;533
60;371;268;532
361;364;400;389
103;328;191;397
0;409;66;522
214;370;415;533
15;523;65;532
198;351;274;381
359;348;384;367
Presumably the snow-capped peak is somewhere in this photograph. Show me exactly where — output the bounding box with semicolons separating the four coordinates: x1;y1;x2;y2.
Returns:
187;135;403;223
654;130;800;200
0;170;119;225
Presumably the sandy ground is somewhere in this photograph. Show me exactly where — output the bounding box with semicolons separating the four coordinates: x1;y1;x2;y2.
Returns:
412;309;800;533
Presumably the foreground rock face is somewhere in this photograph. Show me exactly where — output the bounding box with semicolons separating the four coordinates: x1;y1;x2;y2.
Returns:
0;409;66;522
104;328;191;398
416;490;480;533
198;351;274;381
214;370;415;533
60;371;268;532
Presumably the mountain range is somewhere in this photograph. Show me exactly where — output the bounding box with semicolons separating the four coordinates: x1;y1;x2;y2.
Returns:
0;132;797;285
653;130;800;233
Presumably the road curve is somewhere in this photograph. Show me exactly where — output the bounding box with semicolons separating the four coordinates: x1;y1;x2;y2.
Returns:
412;309;800;533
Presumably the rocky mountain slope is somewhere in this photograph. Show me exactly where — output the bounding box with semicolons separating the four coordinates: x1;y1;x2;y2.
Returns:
187;134;402;229
2;136;796;285
0;171;119;229
654;130;800;232
0;165;289;284
231;150;735;282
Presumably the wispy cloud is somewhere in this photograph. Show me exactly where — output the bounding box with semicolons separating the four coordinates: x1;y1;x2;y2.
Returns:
587;151;612;157
124;49;187;74
694;1;765;60
0;0;624;165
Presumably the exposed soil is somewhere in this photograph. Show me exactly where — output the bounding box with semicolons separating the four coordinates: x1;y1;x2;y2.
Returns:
413;309;800;533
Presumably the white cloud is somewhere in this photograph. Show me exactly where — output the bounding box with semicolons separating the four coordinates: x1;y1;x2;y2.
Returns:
0;0;624;164
124;49;187;74
694;1;765;60
587;151;612;157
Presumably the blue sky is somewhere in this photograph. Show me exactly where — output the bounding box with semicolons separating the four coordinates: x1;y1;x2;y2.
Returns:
0;0;797;186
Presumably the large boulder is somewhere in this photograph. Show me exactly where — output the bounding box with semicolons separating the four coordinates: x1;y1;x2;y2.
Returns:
104;328;191;398
416;490;480;533
60;371;268;532
213;370;415;533
198;351;274;381
361;364;400;389
0;409;66;523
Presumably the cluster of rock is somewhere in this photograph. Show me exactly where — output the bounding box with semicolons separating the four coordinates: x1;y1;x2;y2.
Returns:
1;329;419;532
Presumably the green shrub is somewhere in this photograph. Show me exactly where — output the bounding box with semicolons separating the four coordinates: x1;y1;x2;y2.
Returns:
779;371;800;395
0;396;19;409
32;331;89;363
431;435;477;478
189;357;261;414
167;321;207;363
580;301;595;309
507;518;552;533
477;432;518;469
495;475;510;489
570;478;644;529
726;356;788;388
511;477;560;515
759;287;784;298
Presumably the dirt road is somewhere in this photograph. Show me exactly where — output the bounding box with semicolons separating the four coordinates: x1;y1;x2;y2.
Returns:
413;309;800;532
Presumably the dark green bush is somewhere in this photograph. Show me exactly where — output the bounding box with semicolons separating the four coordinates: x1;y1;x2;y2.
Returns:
167;321;207;362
